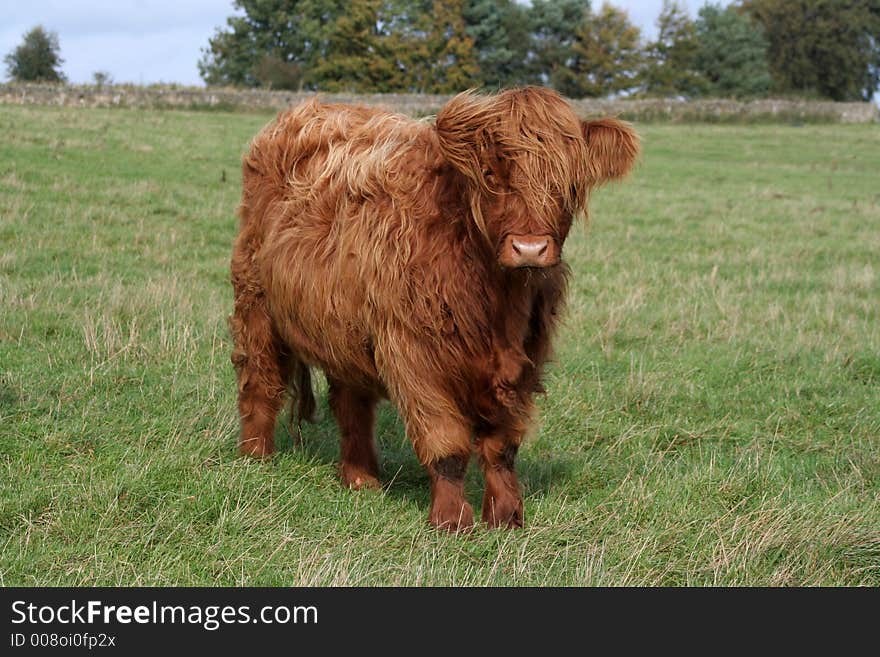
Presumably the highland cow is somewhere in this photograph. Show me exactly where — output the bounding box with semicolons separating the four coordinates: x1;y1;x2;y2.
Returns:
230;87;639;531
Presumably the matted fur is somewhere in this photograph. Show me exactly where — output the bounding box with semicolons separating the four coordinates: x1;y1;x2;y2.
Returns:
230;86;639;530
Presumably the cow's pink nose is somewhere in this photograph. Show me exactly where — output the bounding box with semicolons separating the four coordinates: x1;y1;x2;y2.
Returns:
512;237;549;261
500;235;558;268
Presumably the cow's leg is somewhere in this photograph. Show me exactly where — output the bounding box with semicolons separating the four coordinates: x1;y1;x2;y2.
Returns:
476;420;526;529
407;416;474;532
428;449;473;532
230;286;286;458
377;338;474;531
328;379;380;490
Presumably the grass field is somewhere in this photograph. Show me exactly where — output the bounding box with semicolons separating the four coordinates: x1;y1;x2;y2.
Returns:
1;105;878;586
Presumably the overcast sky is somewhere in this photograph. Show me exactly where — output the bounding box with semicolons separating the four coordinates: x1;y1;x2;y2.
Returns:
0;1;689;86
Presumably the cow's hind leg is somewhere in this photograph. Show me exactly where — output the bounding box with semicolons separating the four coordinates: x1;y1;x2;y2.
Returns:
230;288;287;458
328;380;380;490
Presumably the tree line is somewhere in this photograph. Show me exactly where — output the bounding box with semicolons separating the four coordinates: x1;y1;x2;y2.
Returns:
198;0;880;101
5;1;879;102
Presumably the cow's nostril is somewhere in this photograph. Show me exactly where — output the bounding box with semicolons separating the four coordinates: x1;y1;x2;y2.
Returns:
505;235;556;267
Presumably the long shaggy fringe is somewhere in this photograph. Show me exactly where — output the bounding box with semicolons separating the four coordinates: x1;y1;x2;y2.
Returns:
435;88;593;241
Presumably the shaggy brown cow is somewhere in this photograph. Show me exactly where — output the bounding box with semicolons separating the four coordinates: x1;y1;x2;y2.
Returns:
230;86;639;531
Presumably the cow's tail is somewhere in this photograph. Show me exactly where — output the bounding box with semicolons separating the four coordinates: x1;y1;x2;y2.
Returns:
287;358;316;437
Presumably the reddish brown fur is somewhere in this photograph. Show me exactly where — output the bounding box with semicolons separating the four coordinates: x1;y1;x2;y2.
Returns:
230;87;639;531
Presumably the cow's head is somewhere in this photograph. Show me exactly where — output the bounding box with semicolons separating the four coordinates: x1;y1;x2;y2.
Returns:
435;87;639;269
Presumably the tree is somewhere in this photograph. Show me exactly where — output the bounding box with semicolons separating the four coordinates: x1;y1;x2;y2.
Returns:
379;0;432;92
423;0;480;92
695;3;771;98
198;0;320;88
92;71;113;87
642;0;706;97
4;25;66;83
199;0;476;92
310;0;402;92
529;0;591;96
463;0;535;88
252;53;304;90
570;3;643;98
742;0;880;101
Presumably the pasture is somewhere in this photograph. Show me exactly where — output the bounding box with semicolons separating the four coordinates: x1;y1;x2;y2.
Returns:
0;104;878;585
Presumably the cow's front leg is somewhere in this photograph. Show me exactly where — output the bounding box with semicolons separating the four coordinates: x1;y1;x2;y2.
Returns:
378;336;474;531
477;432;524;529
428;451;473;532
408;414;474;532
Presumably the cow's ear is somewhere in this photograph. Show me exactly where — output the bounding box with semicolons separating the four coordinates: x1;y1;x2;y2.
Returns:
582;118;640;185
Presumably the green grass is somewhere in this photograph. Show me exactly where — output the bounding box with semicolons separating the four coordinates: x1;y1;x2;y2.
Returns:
1;105;878;586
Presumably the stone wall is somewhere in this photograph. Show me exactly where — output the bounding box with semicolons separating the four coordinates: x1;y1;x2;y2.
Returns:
1;83;877;123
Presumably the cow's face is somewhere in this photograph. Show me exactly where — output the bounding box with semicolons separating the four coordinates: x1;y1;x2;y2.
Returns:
479;159;573;269
435;88;640;269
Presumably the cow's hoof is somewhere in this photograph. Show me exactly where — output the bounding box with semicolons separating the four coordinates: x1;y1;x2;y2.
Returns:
340;463;381;490
429;499;474;533
482;494;524;529
239;439;274;459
